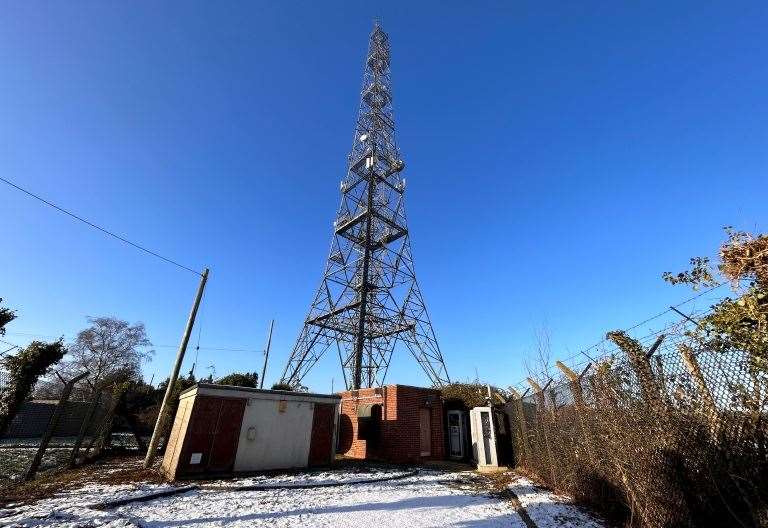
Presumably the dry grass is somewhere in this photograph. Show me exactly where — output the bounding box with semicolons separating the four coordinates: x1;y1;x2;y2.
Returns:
720;232;768;287
507;346;768;527
0;454;162;506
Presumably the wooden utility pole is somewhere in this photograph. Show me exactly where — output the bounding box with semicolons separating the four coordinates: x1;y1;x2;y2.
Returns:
259;319;275;389
144;267;209;468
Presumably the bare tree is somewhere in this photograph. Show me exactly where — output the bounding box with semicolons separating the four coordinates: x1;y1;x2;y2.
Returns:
65;317;153;393
525;325;554;386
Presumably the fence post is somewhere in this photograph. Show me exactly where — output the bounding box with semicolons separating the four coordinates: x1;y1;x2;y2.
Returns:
556;361;596;465
124;411;148;452
83;384;125;460
528;377;557;488
508;387;529;466
610;332;666;413
24;371;88;481
590;360;655;526
69;384;102;468
678;344;719;434
654;356;670;406
618;464;654;528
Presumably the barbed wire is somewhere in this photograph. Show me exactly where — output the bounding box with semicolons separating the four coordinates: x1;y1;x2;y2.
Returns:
509;283;728;392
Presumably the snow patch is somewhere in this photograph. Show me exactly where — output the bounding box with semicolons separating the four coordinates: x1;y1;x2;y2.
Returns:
508;475;606;528
2;470;607;527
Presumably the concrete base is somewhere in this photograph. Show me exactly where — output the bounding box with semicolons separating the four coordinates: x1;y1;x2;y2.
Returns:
475;465;509;474
421;460;475;472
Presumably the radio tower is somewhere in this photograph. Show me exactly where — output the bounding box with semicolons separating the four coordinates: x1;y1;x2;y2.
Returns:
281;23;449;391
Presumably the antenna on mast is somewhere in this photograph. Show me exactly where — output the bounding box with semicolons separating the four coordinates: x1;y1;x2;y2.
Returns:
279;24;449;390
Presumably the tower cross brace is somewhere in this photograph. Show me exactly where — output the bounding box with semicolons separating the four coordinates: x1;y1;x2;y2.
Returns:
280;23;449;390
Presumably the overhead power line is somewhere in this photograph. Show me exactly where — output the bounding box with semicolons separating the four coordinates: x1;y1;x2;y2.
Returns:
154;344;261;353
0;176;200;276
0;339;21;356
4;332;256;354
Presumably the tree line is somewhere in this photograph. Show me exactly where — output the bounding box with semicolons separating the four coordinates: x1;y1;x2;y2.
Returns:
0;307;270;440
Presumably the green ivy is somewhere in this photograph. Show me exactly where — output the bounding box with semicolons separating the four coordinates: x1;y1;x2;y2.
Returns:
0;298;16;336
0;340;66;436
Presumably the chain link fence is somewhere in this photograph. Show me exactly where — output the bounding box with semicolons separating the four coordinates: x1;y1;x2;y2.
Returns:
0;376;126;484
505;324;767;527
0;369;9;394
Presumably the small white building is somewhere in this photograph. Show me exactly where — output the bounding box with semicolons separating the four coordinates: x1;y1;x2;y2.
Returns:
469;406;512;472
162;384;340;480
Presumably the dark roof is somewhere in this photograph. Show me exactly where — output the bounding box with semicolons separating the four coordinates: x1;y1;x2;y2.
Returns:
180;382;341;400
337;384;442;395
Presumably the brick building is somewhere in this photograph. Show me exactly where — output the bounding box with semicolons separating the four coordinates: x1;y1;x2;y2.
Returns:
337;385;445;464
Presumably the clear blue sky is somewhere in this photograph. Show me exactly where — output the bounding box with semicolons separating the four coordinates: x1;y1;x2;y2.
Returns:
1;2;766;392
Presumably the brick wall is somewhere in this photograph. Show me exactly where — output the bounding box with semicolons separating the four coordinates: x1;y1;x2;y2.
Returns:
338;385;444;464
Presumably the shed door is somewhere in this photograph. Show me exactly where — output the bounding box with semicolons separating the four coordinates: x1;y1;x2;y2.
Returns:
419;408;431;457
308;403;335;466
208;398;246;472
182;396;221;475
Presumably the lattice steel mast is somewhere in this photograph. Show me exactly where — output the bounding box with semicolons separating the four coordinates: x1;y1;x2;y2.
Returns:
280;23;449;391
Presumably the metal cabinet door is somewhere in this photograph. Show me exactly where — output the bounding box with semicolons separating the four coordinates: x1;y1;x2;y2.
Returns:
208;398;246;473
180;396;221;475
308;403;335;466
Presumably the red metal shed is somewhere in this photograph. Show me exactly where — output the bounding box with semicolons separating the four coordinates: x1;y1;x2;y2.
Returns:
162;384;340;480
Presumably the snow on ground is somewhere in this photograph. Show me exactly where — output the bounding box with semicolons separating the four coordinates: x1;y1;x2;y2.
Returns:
0;447;72;485
204;465;412;488
508;475;605;528
1;435;140;484
1;469;607;528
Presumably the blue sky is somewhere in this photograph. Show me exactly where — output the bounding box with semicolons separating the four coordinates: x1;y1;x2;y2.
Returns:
1;2;766;392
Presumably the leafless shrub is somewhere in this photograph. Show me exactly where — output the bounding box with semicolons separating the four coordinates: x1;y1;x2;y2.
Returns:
506;330;768;527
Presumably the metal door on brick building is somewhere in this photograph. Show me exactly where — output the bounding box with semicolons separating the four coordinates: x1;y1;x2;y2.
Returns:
419;408;431;457
447;410;466;459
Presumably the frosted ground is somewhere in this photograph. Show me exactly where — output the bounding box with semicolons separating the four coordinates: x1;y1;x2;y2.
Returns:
0;435;141;484
1;468;606;528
